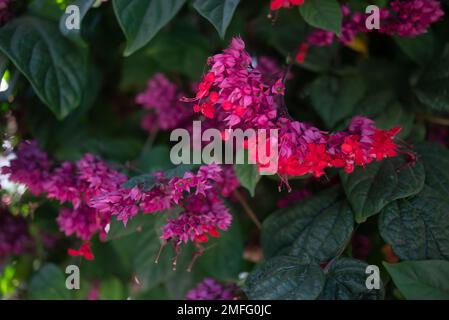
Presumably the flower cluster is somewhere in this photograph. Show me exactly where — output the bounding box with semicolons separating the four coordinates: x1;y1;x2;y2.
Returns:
186;278;239;300
187;38;402;185
0;208;33;262
2;141;240;263
91;164;239;247
1;141;126;241
136;73;193;132
307;1;444;48
182;37;283;130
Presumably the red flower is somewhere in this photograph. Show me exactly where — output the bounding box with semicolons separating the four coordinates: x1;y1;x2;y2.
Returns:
68;242;95;260
270;0;305;11
371;127;401;161
295;43;309;64
193;101;216;119
196;72;215;99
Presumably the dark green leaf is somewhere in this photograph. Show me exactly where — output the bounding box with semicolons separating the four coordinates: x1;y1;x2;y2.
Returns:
340;156;425;223
112;0;187;56
384;260;449;300
309;75;366;129
196;217;244;280
122;164;198;190
193;0;240;38
145;25;211;79
28;263;72;300
262;186;353;262
299;0;342;35
415;142;449;199
320;258;384;300
244;256;325;300
394;32;435;66
414;48;449;112
379;186;449;261
234;163;260;197
0;16;89;119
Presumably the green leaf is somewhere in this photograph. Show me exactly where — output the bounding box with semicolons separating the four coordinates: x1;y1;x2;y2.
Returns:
262;187;353;262
309;75;366;129
28;263;72;300
0;16;89;119
244;256;325;300
320;258;384;300
234;162;260;197
299;0;342;35
145;24;211;79
108;213;190;289
415;142;449;199
394;32;435;66
28;0;68;21
112;0;187;56
59;0;96;46
340;156;425;223
379;186;449;261
196;217;244;280
384;260;449;300
193;0;240;38
122;164;198;190
99;277;127;300
414;48;449;112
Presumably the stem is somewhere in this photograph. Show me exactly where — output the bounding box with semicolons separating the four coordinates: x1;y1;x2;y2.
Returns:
418;113;449;126
233;189;262;230
143;124;159;151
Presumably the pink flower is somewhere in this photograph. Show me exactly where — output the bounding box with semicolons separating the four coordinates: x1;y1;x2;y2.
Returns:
0;208;33;262
136;73;193;131
57;205;108;241
186;278;239;300
1;140;51;195
44;162;81;207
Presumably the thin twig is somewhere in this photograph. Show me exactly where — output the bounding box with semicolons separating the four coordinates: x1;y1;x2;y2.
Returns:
418;113;449;126
233;189;262;230
143;124;160;151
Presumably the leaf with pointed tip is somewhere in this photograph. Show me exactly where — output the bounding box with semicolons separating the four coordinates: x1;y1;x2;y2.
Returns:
340;156;425;223
193;0;240;38
299;0;342;35
320;258;384;300
113;0;187;56
0;16;89;119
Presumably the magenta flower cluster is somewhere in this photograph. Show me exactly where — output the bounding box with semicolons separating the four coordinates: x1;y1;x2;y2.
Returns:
91;164;239;247
1;141;126;241
0;208;33;262
308;1;444;47
188;38;402;186
186;278;239;300
2;141;239;250
136;73;193;132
